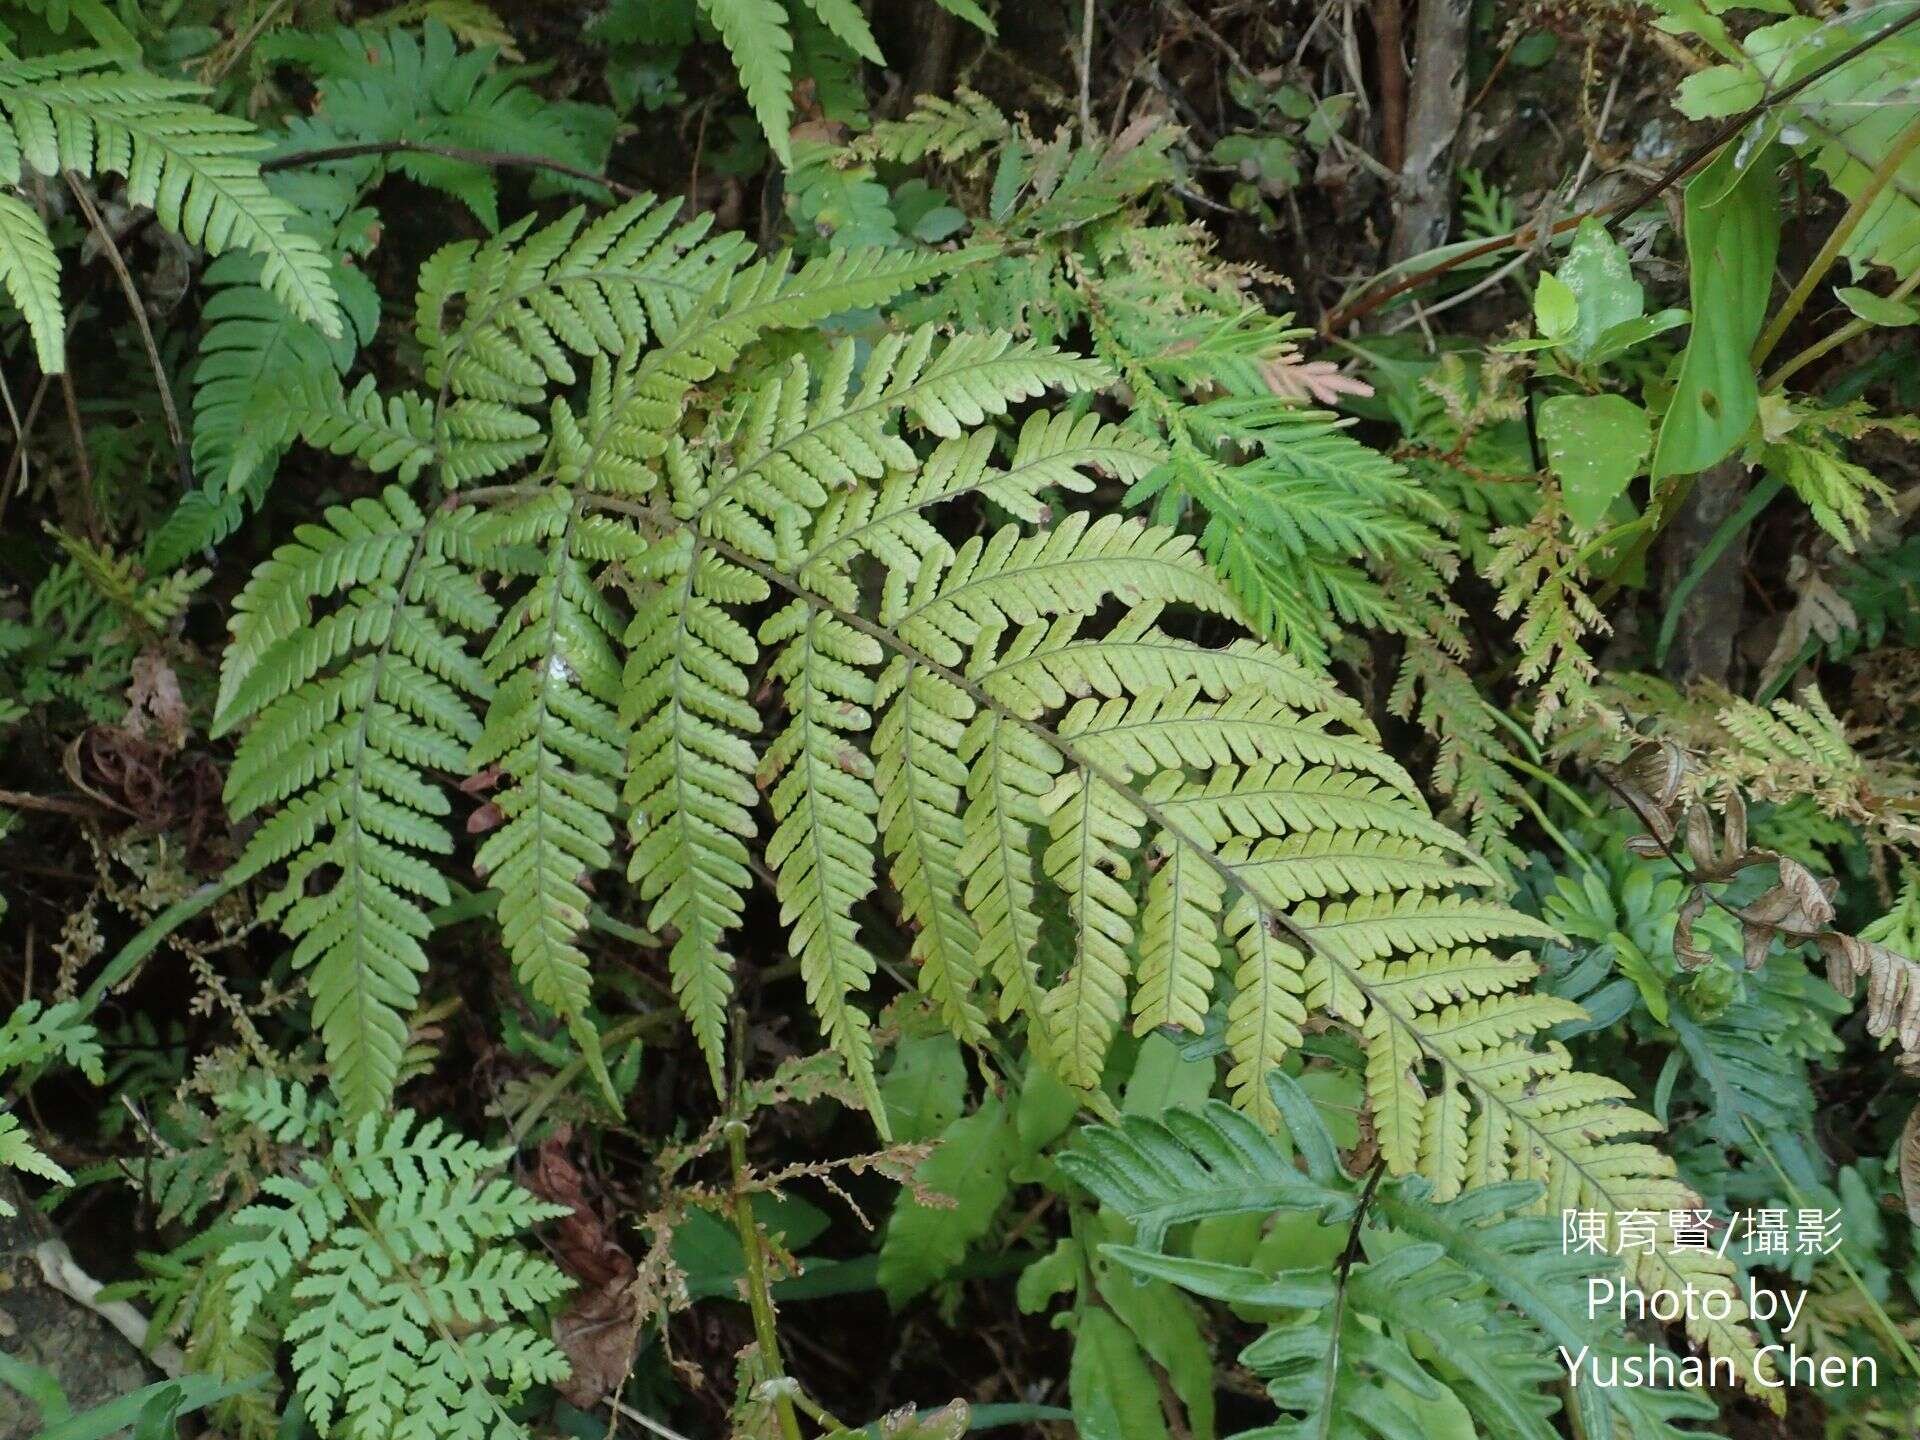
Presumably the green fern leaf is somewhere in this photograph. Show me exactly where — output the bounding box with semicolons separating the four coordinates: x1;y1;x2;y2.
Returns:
698;0;796;166
0;191;61;372
218;488;496;1115
0;51;341;340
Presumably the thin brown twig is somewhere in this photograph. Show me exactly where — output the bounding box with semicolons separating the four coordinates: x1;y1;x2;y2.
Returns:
64;173;191;489
56;370;96;541
1374;0;1408;174
0;788;109;818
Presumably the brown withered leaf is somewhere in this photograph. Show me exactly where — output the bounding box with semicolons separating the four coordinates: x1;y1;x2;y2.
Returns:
1818;932;1920;1052
1737;857;1837;970
1901;1103;1920;1228
525;1128;645;1408
1673;888;1713;972
526;1127;634;1289
552;1279;641;1408
125;651;189;751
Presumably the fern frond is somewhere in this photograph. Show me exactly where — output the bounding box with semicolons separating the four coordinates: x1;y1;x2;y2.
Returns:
471;488;630;1089
0;190;61;371
761;601;888;1121
1063;1076;1725;1440
698;0;796;165
193;255;350;496
0;50;340;350
218;1091;570;1440
218;487;496;1116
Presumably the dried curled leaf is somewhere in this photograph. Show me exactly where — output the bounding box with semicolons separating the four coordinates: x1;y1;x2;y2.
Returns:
1818;932;1920;1053
1900;1103;1920;1228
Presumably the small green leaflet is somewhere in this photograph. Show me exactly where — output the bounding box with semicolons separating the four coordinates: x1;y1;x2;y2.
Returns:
1675;63;1765;119
1836;286;1920;327
1540;393;1652;530
1533;270;1579;340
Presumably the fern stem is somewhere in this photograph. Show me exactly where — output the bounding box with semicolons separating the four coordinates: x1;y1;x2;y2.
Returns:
726;1118;806;1440
1751;109;1920;368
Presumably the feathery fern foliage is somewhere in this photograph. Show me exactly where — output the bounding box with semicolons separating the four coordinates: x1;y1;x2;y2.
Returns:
0;48;340;371
0;998;101;1213
217;1081;570;1440
214;195;1773;1395
1063;1073;1722;1440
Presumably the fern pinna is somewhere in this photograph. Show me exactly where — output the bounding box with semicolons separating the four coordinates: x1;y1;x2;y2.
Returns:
215;193;1773;1395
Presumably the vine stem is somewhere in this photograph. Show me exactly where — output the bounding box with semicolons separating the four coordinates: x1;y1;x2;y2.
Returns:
1750;109;1920;368
727;1117;805;1440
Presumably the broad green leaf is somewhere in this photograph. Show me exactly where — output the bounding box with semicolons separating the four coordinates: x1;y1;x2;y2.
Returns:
1836;286;1920;327
879;1095;1018;1304
1092;1215;1217;1440
1533;270;1579;340
1558;219;1643;361
881;1032;968;1142
1068;1307;1170;1440
1120;1032;1214;1117
1540;393;1653;529
1015;1057;1081;1152
1651;144;1779;479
